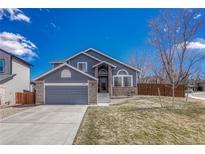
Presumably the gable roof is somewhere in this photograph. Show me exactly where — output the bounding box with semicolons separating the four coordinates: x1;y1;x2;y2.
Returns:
0;48;33;67
34;63;97;81
48;52;102;65
64;51;101;63
84;48;140;72
92;61;116;68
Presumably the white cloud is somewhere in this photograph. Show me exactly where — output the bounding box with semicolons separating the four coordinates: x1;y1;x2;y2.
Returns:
188;38;205;50
50;22;56;28
0;32;37;61
0;8;30;23
194;14;201;19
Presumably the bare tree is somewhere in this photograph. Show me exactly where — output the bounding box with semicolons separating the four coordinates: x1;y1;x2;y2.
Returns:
127;50;153;83
148;9;205;103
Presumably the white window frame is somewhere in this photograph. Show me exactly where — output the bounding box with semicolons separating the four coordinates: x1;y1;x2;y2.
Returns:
77;62;87;72
113;75;133;87
117;69;129;75
61;69;71;78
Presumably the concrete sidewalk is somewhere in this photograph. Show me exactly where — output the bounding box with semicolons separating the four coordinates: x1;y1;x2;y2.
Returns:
0;105;87;145
189;92;205;100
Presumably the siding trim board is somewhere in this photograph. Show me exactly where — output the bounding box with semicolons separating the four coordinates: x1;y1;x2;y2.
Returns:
45;83;88;86
92;61;116;68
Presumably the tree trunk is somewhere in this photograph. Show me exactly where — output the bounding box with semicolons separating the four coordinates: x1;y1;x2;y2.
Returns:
172;82;175;106
186;92;189;102
158;87;163;107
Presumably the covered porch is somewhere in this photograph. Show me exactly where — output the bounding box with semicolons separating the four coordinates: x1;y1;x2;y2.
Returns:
93;61;116;96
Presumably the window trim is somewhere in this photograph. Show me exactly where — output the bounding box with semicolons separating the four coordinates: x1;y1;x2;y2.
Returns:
77;62;87;72
113;75;133;87
117;69;129;75
61;69;71;78
0;59;5;73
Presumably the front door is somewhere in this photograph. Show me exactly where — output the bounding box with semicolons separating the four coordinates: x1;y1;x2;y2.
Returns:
98;76;108;93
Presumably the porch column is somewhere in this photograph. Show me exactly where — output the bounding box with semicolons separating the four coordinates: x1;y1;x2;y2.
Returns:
95;67;98;78
35;80;44;104
108;66;112;96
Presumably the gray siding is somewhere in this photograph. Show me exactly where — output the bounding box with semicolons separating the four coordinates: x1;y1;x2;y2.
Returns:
0;49;11;75
86;49;138;86
53;63;62;68
68;54;99;76
41;65;92;83
45;86;88;104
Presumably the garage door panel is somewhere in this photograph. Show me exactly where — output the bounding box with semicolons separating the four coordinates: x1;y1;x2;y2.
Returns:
45;86;88;105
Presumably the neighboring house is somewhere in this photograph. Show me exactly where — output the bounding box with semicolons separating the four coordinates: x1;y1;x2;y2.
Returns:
34;48;140;105
0;49;32;105
187;80;205;92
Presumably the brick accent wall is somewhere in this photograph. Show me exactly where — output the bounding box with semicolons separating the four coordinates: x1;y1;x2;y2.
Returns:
108;66;112;96
112;87;137;96
88;80;97;104
95;67;98;78
35;81;44;104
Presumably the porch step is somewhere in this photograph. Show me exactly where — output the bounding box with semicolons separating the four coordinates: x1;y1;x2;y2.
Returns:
98;93;110;104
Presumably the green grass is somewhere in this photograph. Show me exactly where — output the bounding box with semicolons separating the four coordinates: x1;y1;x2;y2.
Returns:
74;96;205;145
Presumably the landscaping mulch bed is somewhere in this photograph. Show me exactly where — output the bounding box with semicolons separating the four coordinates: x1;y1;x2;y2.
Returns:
0;104;37;120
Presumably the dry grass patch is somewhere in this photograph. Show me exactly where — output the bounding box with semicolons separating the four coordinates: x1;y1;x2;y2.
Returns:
74;96;205;144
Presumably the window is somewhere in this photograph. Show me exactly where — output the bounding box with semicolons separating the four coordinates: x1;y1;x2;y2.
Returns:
98;69;108;76
113;69;133;87
0;59;5;73
61;69;71;78
117;69;128;75
77;62;87;72
124;76;132;86
114;76;122;87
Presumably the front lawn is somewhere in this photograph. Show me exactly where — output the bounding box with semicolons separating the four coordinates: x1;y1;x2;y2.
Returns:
74;96;205;144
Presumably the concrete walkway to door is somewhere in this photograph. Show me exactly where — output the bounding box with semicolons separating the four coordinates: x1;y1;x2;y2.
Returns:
0;105;87;145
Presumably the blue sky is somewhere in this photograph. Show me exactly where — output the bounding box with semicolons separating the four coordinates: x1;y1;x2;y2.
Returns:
0;9;205;79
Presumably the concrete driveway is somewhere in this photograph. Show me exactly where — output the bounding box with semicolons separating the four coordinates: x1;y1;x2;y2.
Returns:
0;105;87;145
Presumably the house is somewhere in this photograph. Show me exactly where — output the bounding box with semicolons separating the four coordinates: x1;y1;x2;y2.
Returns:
34;48;140;105
186;79;205;92
0;49;32;105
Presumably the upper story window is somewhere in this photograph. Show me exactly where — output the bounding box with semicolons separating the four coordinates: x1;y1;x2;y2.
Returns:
77;62;87;72
0;59;5;73
61;69;71;78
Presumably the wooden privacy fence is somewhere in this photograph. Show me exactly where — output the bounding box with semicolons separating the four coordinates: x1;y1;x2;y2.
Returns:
16;92;35;104
137;84;185;97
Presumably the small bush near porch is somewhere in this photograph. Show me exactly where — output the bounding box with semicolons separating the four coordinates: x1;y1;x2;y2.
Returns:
74;96;205;144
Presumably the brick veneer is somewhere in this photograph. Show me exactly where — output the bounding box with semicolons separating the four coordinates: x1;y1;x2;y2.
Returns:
112;87;137;96
35;81;44;104
108;66;112;96
88;80;97;104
